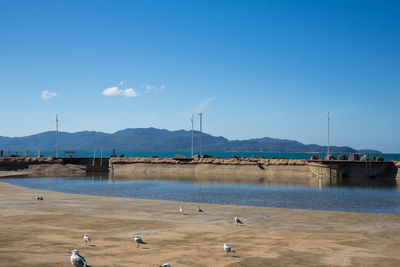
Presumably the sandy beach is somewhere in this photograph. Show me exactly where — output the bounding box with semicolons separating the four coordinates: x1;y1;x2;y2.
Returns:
0;174;400;266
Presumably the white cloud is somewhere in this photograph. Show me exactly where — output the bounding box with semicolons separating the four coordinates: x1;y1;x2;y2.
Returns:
102;85;139;98
142;84;165;92
41;90;57;100
123;88;139;97
102;86;121;96
196;96;216;112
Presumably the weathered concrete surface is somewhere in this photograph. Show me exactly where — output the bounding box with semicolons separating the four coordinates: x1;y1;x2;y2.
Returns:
110;157;398;186
110;162;315;185
0;181;399;266
0;157;398;186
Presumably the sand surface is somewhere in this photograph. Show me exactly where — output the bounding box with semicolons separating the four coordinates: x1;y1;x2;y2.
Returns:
0;178;400;266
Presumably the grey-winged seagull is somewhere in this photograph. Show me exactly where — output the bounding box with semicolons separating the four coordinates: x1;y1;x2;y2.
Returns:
223;243;236;256
83;234;91;243
70;249;90;267
134;234;146;248
234;217;243;224
159;264;171;267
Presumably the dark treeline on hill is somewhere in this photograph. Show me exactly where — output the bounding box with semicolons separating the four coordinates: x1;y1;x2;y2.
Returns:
0;127;381;153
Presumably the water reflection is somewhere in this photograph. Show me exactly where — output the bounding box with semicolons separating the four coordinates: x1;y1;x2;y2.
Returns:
108;172;398;189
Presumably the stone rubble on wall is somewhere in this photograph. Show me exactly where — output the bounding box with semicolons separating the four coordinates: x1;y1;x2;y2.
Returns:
109;157;308;166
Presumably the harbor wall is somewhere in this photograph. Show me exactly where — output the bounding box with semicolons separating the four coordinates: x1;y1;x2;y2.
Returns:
0;156;398;187
110;162;315;185
110;157;398;186
0;157;86;176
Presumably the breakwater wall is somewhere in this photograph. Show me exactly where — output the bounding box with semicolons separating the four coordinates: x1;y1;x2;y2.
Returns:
1;156;399;186
110;157;314;185
0;157;88;176
110;157;400;186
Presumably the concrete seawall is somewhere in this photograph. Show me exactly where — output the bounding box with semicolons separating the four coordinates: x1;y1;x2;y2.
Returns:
110;162;315;185
0;157;86;176
110;157;399;186
1;156;399;186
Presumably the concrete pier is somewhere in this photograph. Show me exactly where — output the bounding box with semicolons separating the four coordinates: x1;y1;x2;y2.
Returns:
0;156;398;186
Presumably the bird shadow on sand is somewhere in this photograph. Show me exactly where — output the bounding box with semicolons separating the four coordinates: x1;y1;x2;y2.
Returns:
89;244;96;247
141;247;150;250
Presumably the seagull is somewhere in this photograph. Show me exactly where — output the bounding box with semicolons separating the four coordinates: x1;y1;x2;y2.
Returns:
134;234;146;248
83;234;91;243
223;243;236;256
70;249;90;267
159;264;171;267
179;205;184;214
234;217;243;225
197;206;204;212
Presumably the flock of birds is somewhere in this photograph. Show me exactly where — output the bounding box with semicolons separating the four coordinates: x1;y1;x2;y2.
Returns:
35;195;243;266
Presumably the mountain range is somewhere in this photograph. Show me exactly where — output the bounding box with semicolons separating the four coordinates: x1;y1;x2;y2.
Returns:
0;128;381;153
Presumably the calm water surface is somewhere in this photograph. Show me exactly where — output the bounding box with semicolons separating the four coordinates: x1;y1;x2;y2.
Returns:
2;176;400;214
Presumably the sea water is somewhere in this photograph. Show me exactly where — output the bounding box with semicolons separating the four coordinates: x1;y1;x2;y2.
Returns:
2;176;400;214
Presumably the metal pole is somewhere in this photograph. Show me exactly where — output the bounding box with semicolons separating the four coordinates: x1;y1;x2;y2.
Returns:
191;115;194;158
92;151;96;166
198;113;202;156
56;114;59;158
327;112;330;159
100;149;103;166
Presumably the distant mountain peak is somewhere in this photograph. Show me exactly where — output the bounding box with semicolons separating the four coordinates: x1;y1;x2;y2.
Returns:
0;128;381;153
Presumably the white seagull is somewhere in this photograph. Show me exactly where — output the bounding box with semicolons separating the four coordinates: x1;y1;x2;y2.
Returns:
70;249;90;267
134;234;146;248
159;264;171;267
179;205;184;214
223;243;236;256
234;217;243;225
197;206;204;212
83;234;91;243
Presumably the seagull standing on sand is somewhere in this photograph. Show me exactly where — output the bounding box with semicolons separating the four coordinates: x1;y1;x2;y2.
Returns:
70;249;90;267
234;217;243;225
134;234;146;248
223;243;236;256
197;206;204;212
159;264;171;267
179;205;184;214
83;234;91;244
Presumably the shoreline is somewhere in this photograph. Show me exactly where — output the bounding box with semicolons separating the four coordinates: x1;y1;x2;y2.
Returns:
0;179;400;266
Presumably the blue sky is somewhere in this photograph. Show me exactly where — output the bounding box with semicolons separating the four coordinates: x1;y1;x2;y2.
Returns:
0;0;399;152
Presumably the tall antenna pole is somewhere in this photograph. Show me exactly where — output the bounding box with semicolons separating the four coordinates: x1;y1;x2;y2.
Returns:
198;112;203;156
56;114;59;158
327;112;330;159
191;115;194;158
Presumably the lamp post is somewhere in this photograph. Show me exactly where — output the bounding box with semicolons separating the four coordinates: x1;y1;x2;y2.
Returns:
191;115;194;158
198;112;203;156
56;114;59;158
327;112;330;160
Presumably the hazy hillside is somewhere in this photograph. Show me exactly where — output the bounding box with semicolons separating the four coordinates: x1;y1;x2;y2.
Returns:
0;128;381;153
